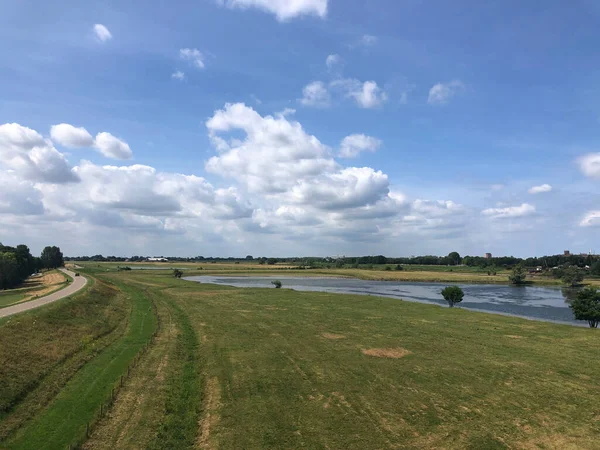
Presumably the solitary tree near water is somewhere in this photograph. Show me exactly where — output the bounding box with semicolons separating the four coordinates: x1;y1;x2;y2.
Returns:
509;265;527;285
561;266;584;288
173;269;183;278
271;280;282;289
441;286;464;307
570;287;600;328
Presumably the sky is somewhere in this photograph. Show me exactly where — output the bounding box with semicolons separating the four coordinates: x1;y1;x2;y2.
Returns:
1;0;600;258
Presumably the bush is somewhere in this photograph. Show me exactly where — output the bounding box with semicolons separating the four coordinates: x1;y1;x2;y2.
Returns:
173;269;183;279
395;265;404;271
271;280;282;289
570;287;600;328
561;266;584;287
441;286;464;308
509;265;527;285
384;266;392;271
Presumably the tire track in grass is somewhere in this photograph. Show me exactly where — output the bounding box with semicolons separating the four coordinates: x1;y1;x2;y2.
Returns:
5;283;157;450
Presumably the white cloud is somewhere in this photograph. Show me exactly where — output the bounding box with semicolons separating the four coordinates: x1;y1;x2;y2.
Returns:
580;211;600;227
339;134;381;158
206;103;336;193
171;71;186;81
528;184;552;194
50;124;94;148
180;48;205;69
0;171;45;215
216;0;328;21
428;80;465;105
290;167;390;210
93;24;112;42
578;152;600;178
361;34;377;46
332;79;388;109
482;203;535;219
94;132;133;160
326;54;341;70
299;81;330;107
0;123;78;183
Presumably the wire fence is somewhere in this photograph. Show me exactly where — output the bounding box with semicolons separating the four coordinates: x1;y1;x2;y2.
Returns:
66;299;160;450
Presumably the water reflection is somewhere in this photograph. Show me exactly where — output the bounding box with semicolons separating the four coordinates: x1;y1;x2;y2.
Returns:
186;276;580;325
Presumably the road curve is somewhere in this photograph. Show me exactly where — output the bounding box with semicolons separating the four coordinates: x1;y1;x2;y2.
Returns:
0;268;88;319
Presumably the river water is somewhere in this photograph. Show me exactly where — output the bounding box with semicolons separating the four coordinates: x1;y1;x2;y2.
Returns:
185;275;581;325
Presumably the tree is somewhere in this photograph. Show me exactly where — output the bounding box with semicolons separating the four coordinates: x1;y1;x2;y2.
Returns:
509;265;527;285
590;261;600;277
41;246;64;269
173;269;183;278
448;252;461;266
271;280;282;289
561;266;584;287
0;252;19;290
570;287;600;328
441;286;464;307
245;255;254;260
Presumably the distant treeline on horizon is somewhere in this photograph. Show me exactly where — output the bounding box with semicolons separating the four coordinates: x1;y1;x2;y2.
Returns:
67;253;599;268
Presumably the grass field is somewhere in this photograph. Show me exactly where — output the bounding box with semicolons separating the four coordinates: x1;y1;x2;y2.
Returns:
81;260;600;287
2;264;600;448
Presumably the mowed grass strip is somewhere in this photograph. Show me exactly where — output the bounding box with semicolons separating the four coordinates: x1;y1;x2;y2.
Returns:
83;298;179;449
4;281;157;450
160;278;600;449
0;277;124;424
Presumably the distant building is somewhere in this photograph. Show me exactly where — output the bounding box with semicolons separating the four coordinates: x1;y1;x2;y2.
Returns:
148;257;168;262
564;250;571;256
484;253;492;259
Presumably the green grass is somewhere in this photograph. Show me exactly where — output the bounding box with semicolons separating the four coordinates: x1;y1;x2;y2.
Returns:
3;268;600;448
3;278;157;450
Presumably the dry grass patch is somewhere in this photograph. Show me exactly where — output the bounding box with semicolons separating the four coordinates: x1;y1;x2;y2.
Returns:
321;333;346;340
361;348;412;359
197;377;222;449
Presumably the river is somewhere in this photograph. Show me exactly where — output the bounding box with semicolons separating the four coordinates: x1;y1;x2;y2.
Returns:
185;275;581;325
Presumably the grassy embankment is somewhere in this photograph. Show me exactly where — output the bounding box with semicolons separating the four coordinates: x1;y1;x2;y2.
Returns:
0;270;70;308
72;267;600;449
0;270;157;450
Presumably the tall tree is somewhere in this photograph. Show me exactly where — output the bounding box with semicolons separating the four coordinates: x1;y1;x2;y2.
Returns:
570;287;600;328
41;246;64;269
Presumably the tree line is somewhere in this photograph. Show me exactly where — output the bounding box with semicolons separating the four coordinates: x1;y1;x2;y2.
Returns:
0;244;64;290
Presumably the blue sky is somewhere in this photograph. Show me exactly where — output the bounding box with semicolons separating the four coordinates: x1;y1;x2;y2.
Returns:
1;0;600;257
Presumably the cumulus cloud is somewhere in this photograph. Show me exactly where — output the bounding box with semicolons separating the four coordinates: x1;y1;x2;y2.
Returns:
172;71;185;81
580;211;600;227
180;48;205;69
578;152;600;178
0;171;45;215
326;54;341;70
528;184;552;194
94;132;133;160
0;123;78;183
299;81;330;107
482;203;535;219
428;80;465;105
216;0;328;21
290;167;390;210
332;79;388;108
206;103;337;193
93;24;112;42
339;134;381;158
50;124;95;148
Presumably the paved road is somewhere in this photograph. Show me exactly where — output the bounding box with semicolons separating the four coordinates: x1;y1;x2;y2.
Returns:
0;268;88;319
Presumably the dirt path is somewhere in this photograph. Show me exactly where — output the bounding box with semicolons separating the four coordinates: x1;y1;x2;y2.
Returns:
0;268;87;319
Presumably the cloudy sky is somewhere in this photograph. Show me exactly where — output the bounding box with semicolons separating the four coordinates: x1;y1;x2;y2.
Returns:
1;0;600;257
